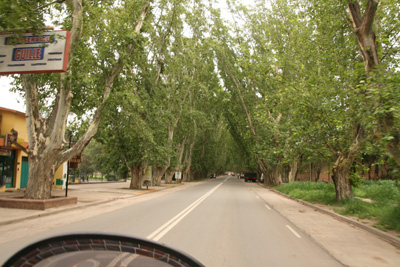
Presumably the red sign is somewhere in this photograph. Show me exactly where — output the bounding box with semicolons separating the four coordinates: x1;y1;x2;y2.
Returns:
69;154;81;163
68;161;79;169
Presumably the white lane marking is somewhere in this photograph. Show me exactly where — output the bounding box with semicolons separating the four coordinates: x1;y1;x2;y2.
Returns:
286;225;302;238
264;204;271;210
121;254;140;267
147;182;224;241
107;252;129;267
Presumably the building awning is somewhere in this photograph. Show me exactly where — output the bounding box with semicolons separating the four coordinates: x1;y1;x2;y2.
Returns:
0;136;28;150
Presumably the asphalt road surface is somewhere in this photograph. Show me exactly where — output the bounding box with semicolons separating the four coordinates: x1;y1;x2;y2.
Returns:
0;176;342;266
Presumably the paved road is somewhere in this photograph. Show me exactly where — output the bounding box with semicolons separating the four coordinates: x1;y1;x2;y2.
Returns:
0;176;342;266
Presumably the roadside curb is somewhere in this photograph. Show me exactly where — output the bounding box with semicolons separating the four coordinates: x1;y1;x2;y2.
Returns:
0;195;133;227
67;180;127;185
268;187;400;249
134;189;157;195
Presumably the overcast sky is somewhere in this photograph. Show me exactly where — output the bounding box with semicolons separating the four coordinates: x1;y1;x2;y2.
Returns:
0;76;25;112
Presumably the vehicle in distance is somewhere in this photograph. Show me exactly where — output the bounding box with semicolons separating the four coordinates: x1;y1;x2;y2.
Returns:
244;172;257;182
210;173;216;179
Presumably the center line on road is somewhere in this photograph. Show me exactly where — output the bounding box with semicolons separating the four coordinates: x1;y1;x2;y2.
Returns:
264;204;271;210
286;225;302;238
107;252;130;267
147;182;224;241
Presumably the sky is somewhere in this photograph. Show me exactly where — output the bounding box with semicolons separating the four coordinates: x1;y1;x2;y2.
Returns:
0;76;25;113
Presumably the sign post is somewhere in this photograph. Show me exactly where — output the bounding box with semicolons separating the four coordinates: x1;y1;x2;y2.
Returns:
175;171;182;183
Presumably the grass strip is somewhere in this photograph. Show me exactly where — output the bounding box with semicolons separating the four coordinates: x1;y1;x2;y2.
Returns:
276;181;400;233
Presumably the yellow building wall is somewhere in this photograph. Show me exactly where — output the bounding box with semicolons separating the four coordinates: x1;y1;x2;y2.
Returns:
1;107;65;190
1;108;28;190
53;165;64;189
0;110;28;142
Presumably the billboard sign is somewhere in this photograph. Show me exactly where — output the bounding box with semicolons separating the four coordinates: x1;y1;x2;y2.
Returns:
0;30;70;74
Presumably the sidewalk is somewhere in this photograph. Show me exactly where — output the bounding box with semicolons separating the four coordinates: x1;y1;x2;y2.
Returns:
0;180;181;226
249;184;400;267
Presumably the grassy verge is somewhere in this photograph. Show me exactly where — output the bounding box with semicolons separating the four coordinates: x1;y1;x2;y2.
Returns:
275;180;400;233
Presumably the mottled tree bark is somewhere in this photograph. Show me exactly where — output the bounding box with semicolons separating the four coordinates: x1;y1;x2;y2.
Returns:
129;162;148;189
332;125;363;201
153;165;168;186
347;0;380;76
288;159;299;183
258;158;282;185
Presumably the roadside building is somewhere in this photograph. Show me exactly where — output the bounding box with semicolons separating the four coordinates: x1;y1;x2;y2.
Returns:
0;107;29;191
0;107;64;192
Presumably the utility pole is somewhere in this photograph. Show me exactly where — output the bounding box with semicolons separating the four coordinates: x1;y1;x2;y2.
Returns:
65;134;72;197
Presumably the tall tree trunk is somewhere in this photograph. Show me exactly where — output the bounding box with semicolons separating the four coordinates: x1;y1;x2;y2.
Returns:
129;162;148;189
288;159;299;183
347;1;380;76
183;140;195;182
316;165;321;182
258;157;268;182
332;158;353;201
171;136;186;182
258;158;282;185
332;125;363;201
25;157;56;199
272;168;283;185
165;170;174;184
159;124;176;183
153;165;169;186
182;116;197;182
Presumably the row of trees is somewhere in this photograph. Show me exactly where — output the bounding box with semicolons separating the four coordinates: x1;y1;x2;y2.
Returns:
3;0;237;199
1;0;399;201
218;0;400;200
